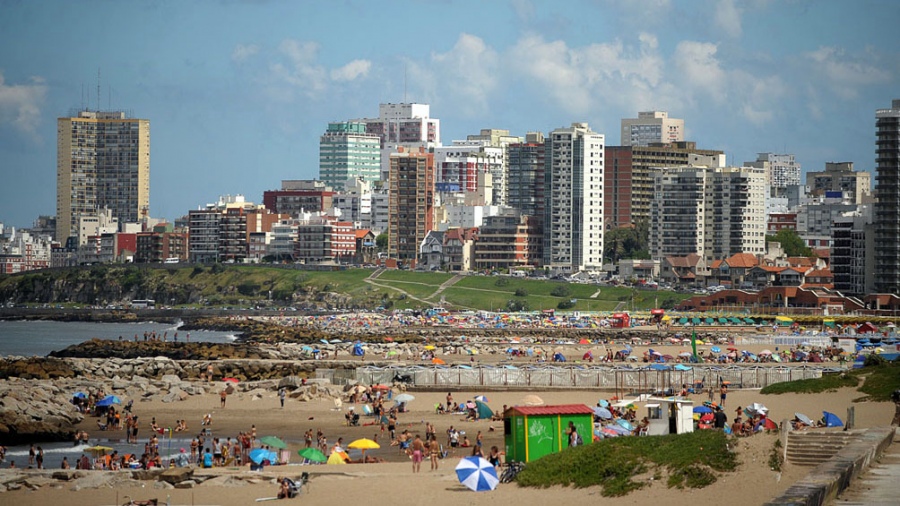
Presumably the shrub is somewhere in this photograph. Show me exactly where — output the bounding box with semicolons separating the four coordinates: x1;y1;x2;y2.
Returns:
557;299;576;309
550;285;570;297
495;277;510;287
515;288;528;297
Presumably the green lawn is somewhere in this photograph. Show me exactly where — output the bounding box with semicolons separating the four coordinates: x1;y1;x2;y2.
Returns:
376;270;454;285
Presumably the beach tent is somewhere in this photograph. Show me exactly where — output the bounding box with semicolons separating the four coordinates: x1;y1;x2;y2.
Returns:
474;400;493;420
352;342;364;356
504;404;593;463
822;411;843;427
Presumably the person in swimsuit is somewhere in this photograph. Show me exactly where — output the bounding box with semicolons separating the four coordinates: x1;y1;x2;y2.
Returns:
429;435;440;471
411;434;425;473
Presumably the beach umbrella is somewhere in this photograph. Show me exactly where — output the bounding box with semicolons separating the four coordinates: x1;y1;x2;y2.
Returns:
700;413;714;422
593;407;612;419
759;350;773;356
455;456;499;492
95;395;121;407
348;438;380;462
597;399;610;408
521;395;544;406
301;345;313;352
474;395;489;403
362;404;373;415
678;352;693;358
297;447;327;463
601;427;620;437
693;405;713;414
432;357;446;365
222;377;240;384
711;346;721;353
394;393;415;404
259;436;287;449
86;445;114;455
327;451;348;465
822;411;843;427
607;424;631;436
466;401;477;409
249;448;278;465
745;403;768;416
73;392;86;399
424;345;436;351
616;419;635;431
475;401;493;420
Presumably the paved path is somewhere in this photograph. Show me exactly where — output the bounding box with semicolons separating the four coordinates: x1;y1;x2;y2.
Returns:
832;432;900;505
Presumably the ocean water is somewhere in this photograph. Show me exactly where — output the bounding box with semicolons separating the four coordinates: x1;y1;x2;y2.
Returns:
0;320;238;357
2;437;198;470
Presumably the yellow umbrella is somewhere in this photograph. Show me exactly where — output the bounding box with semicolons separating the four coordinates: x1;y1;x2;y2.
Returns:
327;451;348;465
347;438;379;463
424;345;436;351
85;445;114;455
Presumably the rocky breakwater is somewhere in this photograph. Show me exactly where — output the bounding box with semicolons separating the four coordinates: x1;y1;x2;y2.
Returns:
48;338;275;361
0;378;84;445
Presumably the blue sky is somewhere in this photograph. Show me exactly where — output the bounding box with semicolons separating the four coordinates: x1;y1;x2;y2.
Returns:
1;0;898;229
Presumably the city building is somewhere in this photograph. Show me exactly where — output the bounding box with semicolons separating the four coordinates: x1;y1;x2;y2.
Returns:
295;217;356;264
388;147;435;263
318;122;381;190
434;142;504;205
57;110;150;243
649;166;766;264
76;208;119;246
874;99;900;294
135;229;188;263
0;229;52;273
605;142;724;229
443;227;477;272
475;213;542;271
805;162;871;204
746;153;802;194
262;180;335;217
620;111;684;147
542;123;605;273
507;132;546;218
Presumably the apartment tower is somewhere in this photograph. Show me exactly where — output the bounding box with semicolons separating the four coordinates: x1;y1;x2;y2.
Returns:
56;110;150;242
874;99;900;293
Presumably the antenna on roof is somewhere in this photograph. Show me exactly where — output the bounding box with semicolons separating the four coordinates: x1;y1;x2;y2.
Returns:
404;63;407;103
97;68;101;112
81;83;85;111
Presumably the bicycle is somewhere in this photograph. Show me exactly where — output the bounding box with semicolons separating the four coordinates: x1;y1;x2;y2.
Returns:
499;461;526;483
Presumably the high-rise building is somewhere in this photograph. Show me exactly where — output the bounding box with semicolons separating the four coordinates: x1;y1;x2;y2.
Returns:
605;142;724;228
620;111;684;147
56;110;150;242
874;99;900;293
542;123;605;273
649;166;766;264
805;162;871;204
746;153;802;194
388;147;435;262
831;206;874;297
507;132;546;218
352;103;441;183
318;121;381;190
263;180;335;217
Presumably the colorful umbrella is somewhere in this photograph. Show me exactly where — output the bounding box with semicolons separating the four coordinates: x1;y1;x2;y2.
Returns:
711;346;721;353
327;451;348;465
455;456;499;492
822;411;843;427
95;395;121;407
259;436;287;449
593;407;612;419
222;377;240;383
521;395;544;406
616;419;634;431
794;412;813;425
474;395;489;403
600;427;620;437
693;405;713;414
86;445;114;455
297;447;327;463
249;448;278;465
432;357;446;365
348;438;380;462
424;345;436;351
474;400;493;420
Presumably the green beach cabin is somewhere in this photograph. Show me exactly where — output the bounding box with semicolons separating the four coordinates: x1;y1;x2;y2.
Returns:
504;404;594;463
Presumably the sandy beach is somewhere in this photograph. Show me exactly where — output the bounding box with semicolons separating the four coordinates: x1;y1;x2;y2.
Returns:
2;376;894;506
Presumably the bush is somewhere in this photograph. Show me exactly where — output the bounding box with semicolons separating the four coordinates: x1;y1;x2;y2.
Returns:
550;285;570;297
864;354;887;367
507;299;529;312
557;299;576;309
495;277;510;287
515;288;528;297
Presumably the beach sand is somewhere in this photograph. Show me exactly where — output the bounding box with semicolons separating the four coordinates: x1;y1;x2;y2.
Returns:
4;378;894;506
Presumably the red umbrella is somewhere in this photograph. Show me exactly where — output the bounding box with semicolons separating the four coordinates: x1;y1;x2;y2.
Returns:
700;413;714;422
223;377;240;384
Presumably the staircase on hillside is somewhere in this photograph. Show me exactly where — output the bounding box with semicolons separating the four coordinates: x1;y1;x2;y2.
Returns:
785;430;856;466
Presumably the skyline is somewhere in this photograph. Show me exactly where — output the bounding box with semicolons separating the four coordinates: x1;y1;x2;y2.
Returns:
1;0;899;229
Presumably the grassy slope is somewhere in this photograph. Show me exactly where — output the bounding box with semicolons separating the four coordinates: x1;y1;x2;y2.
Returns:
760;362;899;402
516;430;736;496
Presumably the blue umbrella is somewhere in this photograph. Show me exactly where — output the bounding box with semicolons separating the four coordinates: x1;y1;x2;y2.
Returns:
96;395;121;407
711;346;721;353
616;418;635;431
693;405;713;414
249;448;278;465
597;399;610;408
593;407;612;419
607;424;631;435
455;455;499;492
822;411;843;427
73;392;86;399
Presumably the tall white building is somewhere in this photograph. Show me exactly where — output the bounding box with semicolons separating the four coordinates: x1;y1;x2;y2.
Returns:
650;166;766;264
433;141;504;205
542;123;605;273
620;111;684;147
353;103;441;182
318;121;381;190
746;153;802;191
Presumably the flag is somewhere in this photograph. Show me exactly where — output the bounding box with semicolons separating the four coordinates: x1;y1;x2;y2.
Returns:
691;330;698;360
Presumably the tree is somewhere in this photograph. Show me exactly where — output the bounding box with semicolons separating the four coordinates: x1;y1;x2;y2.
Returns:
766;229;813;257
375;233;388;251
603;221;650;264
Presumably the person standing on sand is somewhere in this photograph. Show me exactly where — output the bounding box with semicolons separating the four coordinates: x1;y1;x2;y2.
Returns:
720;383;728;407
279;388;286;408
429;435;440;471
411;434;425;473
220;389;227;408
446;392;454;412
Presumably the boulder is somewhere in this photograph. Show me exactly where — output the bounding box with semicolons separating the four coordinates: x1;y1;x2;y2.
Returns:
174;480;197;489
159;466;194;485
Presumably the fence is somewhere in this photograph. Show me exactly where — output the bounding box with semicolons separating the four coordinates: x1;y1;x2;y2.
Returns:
354;364;838;395
735;336;833;347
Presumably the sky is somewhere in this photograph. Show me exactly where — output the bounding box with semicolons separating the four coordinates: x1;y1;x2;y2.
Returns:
1;0;899;229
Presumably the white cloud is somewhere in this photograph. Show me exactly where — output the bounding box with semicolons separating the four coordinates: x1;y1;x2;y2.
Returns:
806;46;890;99
510;0;534;22
426;33;499;115
673;41;726;103
0;73;47;138
231;43;259;63
714;0;743;38
330;59;371;82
